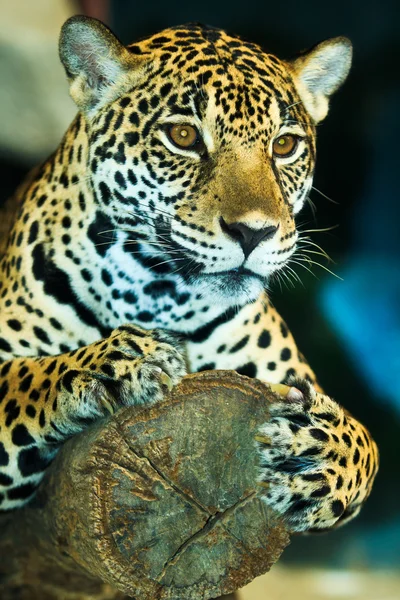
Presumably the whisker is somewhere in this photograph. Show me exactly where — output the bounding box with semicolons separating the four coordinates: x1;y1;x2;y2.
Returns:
124;237;174;247
300;224;339;234
116;250;183;258
133;237;172;249
93;234;174;250
299;248;335;263
289;258;318;279
294;256;343;280
274;270;284;293
284;100;303;112
311;186;338;204
127;203;173;220
284;264;304;287
145;257;188;269
306;196;317;221
297;237;331;260
281;268;297;289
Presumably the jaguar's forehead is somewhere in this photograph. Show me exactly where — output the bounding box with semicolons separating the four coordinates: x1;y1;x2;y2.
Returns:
129;25;290;90
124;24;308;133
130;24;280;64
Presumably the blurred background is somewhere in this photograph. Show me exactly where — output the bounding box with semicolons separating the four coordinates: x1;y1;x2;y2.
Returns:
0;0;399;598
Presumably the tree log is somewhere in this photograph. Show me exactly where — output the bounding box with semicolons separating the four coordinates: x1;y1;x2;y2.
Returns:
0;370;291;600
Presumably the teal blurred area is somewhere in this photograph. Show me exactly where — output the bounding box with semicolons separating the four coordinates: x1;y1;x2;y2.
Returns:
0;0;398;591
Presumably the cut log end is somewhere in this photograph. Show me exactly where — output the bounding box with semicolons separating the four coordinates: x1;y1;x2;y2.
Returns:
0;371;291;600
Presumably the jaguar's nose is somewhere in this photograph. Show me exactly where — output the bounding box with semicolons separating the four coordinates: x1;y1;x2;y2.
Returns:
219;217;279;258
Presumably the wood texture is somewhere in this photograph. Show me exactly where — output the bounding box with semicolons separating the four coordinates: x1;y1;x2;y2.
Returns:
0;370;290;600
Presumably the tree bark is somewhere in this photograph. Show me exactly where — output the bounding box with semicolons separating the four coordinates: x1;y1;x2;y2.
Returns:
0;370;290;600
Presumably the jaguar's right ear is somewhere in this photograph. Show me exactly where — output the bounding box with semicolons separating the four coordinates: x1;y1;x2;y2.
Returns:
290;37;352;123
59;16;148;115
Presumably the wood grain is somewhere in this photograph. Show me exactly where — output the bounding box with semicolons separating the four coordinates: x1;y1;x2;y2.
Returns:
0;370;290;600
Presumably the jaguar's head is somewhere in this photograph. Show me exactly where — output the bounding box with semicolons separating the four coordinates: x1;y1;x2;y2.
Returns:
60;16;351;303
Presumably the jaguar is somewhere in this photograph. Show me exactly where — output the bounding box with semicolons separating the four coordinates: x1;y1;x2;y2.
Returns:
0;15;378;532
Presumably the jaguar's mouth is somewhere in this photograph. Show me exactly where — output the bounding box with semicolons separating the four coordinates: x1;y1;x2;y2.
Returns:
199;265;266;282
191;266;267;303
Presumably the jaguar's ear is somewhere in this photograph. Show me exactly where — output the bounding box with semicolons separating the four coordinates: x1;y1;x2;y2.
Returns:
59;16;147;114
290;37;352;123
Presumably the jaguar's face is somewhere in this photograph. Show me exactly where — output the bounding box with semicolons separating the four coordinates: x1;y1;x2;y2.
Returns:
61;18;351;302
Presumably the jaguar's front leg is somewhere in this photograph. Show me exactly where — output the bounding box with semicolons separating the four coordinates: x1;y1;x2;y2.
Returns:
0;324;186;509
257;380;379;532
51;325;187;436
186;293;379;532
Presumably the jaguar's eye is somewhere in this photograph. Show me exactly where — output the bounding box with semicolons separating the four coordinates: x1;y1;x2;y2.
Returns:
167;124;199;149
273;134;298;158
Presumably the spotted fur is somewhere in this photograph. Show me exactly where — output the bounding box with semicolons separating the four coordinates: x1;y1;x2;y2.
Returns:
0;16;378;531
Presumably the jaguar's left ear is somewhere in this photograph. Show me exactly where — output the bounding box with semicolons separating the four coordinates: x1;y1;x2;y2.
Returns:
59;16;149;115
290;37;352;123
